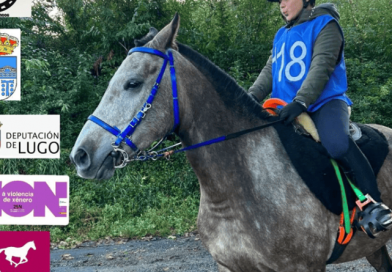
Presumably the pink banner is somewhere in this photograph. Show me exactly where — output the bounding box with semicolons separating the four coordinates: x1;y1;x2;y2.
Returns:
0;231;50;272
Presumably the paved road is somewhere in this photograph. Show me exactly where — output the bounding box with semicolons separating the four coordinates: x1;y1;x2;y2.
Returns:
51;236;391;272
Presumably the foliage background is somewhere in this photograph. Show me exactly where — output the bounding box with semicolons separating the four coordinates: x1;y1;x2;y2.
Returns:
0;0;391;245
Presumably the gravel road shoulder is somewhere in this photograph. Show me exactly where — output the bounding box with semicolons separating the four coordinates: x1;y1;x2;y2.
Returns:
51;236;392;272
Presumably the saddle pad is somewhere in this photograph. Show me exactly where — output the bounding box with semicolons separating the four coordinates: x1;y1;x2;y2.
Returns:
272;121;389;215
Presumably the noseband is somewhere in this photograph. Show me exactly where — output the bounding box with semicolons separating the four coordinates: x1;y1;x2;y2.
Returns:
87;47;180;168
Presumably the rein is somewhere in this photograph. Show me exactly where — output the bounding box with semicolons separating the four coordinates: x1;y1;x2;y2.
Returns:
135;119;282;161
87;46;280;168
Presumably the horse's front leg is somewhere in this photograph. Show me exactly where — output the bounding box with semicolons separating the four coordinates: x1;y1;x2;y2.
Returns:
217;263;232;272
15;257;28;268
217;263;276;272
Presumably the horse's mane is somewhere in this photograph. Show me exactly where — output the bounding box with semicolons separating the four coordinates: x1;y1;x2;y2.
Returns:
176;43;270;120
135;28;270;121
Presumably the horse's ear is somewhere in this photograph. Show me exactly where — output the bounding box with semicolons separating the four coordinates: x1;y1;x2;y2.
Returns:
151;13;180;50
134;27;158;47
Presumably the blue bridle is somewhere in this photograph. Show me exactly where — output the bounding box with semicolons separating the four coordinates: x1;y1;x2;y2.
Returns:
87;47;180;167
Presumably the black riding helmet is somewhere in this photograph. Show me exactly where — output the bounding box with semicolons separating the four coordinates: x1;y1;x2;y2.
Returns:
267;0;315;9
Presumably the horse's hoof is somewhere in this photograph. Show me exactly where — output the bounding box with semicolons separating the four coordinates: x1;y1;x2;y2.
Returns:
356;202;392;238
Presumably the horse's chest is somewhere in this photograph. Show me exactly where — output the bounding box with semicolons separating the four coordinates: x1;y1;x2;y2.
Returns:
197;200;331;271
197;204;271;270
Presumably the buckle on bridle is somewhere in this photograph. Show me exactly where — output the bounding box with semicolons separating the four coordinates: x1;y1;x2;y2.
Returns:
111;143;131;168
142;103;151;113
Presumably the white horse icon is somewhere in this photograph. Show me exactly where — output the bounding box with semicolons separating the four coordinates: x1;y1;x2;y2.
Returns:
0;241;36;267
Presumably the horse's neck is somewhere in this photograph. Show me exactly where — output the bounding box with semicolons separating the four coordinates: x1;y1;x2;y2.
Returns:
176;62;274;203
176;58;265;145
25;241;33;249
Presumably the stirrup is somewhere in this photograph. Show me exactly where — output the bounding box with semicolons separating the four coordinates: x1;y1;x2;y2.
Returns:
355;195;392;238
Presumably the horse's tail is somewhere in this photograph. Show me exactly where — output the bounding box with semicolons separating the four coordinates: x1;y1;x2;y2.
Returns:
0;248;4;253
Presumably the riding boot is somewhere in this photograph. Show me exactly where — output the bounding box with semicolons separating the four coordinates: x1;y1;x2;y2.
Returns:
336;137;392;238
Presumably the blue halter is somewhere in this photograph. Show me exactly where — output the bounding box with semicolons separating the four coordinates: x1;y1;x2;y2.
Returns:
87;47;180;163
87;46;283;167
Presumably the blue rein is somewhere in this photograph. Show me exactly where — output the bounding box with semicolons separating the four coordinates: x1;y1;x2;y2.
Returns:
88;47;180;157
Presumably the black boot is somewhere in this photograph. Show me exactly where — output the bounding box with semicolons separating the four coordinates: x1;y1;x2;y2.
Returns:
336;137;392;238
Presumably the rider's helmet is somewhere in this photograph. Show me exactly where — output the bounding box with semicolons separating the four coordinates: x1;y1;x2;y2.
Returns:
267;0;315;8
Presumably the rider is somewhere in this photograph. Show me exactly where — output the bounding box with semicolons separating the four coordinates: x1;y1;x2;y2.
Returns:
248;0;392;238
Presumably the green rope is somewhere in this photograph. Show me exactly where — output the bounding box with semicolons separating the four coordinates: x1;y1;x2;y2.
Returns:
331;159;351;234
345;177;367;203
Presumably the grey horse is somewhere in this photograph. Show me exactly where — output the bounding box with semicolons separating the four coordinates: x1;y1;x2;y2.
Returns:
70;15;392;271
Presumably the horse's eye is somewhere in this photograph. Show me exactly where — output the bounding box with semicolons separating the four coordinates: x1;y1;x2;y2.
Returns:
125;80;142;90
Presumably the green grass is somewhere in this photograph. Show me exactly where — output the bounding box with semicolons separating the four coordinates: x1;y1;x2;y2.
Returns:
0;149;200;244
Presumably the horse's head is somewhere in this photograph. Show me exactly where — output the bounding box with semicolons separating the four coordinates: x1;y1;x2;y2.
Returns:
70;15;181;179
29;241;36;250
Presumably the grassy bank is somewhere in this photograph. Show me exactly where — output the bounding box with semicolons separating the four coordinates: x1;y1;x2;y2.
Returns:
0;148;200;244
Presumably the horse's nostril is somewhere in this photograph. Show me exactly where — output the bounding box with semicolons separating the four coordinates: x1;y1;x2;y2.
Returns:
73;148;91;169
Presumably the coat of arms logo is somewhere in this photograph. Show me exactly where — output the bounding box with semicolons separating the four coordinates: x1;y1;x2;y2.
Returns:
0;56;16;100
0;33;19;55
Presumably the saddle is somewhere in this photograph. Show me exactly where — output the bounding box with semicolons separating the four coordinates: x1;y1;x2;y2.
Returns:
263;99;390;215
263;99;390;262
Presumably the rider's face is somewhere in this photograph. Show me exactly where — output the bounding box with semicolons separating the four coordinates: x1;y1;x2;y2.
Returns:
279;0;308;22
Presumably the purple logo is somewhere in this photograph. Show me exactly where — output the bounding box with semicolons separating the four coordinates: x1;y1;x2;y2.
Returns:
0;180;68;217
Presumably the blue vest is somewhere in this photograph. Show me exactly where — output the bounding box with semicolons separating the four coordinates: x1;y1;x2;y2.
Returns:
271;15;352;112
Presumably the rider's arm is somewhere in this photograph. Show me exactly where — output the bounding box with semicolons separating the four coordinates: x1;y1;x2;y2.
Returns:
294;21;343;107
248;55;273;102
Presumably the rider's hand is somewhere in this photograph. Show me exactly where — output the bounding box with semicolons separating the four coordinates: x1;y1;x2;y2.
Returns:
279;101;307;125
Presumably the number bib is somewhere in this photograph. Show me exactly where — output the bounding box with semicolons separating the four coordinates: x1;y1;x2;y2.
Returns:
271;15;352;112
